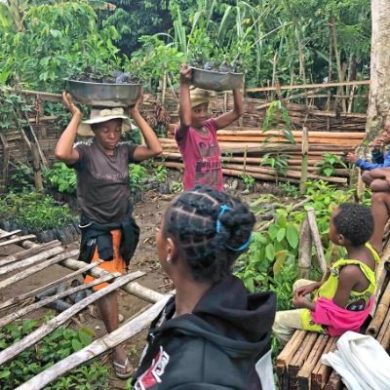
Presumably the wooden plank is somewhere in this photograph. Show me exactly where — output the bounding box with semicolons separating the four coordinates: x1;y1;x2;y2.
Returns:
288;332;318;390
276;330;307;390
0;246;64;276
0;260;102;311
0;234;36;248
246;79;369;93
0;240;61;267
0;271;122;327
0;249;79;290
297;334;329;390
0;230;22;240
311;338;338;390
377;306;390;350
0;271;143;366
16;295;172;390
324;371;342;390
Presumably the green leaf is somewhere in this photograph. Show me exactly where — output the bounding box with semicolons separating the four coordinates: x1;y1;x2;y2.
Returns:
273;250;288;275
286;224;299;249
265;243;275;261
276;228;286;242
71;339;83;352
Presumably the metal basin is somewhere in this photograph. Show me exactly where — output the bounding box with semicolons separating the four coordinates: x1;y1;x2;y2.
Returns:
65;79;142;107
190;67;244;91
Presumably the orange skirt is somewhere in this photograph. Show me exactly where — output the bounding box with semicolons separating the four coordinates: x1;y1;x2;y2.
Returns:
84;229;126;291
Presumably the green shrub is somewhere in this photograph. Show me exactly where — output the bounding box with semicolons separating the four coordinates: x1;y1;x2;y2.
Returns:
44;162;77;195
0;320;108;389
0;192;75;231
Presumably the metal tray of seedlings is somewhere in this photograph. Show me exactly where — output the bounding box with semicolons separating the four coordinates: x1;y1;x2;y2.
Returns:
65;79;142;107
190;67;244;91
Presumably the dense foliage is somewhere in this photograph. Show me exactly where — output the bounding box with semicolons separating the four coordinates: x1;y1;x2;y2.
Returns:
0;0;371;96
235;180;371;311
0;320;108;389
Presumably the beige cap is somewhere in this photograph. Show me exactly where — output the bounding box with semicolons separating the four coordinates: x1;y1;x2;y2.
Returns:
77;107;133;137
190;88;215;108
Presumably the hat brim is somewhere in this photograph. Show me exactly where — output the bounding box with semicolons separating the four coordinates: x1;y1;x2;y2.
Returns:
77;116;133;137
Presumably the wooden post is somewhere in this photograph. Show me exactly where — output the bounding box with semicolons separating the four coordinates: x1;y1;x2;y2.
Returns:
306;207;328;277
31;143;44;191
298;216;312;278
300;127;309;195
0;132;10;193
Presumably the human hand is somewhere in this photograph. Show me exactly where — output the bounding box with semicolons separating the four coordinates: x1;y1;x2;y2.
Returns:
180;64;192;84
292;293;312;309
128;89;144;116
345;152;358;163
294;282;319;297
62;92;81;116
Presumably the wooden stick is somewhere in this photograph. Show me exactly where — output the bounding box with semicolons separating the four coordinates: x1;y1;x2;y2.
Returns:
376;306;390;348
0;249;79;290
246;79;369;93
0;230;21;240
0;271;143;366
300;127;309;195
0;261;103;311
298;216;312;279
0;240;61;267
60;258;165;303
367;281;390;336
307;208;328;277
0;246;64;276
0;271;127;327
15;294;172;390
0;234;36;248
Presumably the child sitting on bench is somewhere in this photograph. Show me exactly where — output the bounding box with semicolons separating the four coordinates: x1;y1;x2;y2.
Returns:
273;203;380;345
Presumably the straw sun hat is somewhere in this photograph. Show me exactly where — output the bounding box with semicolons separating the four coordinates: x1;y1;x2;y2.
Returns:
77;107;133;137
189;88;216;108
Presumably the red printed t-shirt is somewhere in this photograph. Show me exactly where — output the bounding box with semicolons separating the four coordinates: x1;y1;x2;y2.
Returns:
175;119;223;191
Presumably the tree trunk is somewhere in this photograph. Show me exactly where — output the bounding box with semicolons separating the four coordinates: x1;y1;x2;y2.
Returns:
365;0;390;143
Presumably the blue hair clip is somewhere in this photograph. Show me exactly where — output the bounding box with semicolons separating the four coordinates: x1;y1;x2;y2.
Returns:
215;204;252;252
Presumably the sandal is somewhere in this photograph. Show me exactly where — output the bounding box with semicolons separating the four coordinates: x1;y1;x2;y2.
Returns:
113;358;133;379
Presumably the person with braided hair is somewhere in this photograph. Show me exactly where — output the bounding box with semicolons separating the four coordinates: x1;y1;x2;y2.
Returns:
132;186;276;390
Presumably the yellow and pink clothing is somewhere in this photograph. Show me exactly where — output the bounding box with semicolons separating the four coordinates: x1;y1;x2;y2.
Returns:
273;243;380;344
175;119;223;191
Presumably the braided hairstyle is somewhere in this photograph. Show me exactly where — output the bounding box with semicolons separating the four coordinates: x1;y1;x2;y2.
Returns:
333;202;374;247
163;186;255;283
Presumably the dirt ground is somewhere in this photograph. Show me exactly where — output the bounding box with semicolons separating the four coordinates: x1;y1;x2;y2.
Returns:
0;185;277;389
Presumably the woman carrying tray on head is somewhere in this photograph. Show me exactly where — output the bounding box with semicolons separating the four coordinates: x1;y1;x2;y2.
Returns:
55;91;162;378
176;64;244;192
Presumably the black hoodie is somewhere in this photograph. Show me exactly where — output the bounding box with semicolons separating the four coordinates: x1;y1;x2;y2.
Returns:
133;275;276;390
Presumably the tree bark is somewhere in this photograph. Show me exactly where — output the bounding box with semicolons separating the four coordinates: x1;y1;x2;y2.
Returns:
365;0;390;143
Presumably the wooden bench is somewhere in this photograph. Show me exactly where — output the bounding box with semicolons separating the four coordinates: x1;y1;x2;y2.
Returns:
276;269;390;390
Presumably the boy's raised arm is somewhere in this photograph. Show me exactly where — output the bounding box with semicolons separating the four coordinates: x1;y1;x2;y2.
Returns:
177;65;192;137
214;89;244;130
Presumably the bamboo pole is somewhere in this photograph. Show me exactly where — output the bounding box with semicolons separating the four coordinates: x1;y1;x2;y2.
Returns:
0;272;143;366
0;246;64;276
246;80;369;93
0;240;61;267
60;258;165;303
367;281;390;336
0;261;103;311
0;271;132;328
300;127;309;195
15;295;172;390
0;234;36;248
306;208;328;277
0;249;79;290
0;230;22;240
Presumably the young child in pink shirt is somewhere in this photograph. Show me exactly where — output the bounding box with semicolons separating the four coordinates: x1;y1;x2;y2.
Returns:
175;64;244;191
